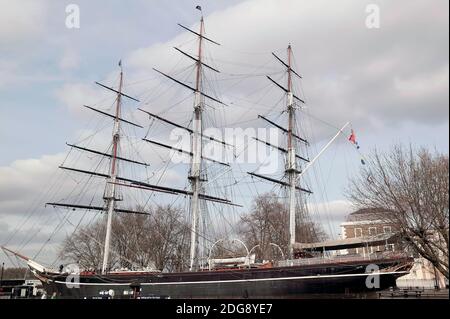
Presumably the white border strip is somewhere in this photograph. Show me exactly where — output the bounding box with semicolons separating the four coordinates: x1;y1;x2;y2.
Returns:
53;271;409;287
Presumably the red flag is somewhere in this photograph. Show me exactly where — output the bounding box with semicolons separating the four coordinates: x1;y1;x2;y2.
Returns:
348;129;356;144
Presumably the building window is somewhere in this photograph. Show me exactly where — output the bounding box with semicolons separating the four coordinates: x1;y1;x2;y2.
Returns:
369;227;377;236
383;226;392;233
354;228;363;238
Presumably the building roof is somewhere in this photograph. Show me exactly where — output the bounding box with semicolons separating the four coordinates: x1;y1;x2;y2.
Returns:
346;207;386;222
294;233;397;252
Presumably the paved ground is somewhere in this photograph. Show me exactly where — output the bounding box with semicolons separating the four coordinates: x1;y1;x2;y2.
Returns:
378;288;449;299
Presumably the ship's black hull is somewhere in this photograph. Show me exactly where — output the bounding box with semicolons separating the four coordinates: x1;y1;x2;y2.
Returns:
33;257;412;299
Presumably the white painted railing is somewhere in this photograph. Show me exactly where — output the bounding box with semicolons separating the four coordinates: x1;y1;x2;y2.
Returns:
276;252;408;267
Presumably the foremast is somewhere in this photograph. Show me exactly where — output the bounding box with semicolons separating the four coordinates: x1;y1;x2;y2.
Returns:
46;63;148;273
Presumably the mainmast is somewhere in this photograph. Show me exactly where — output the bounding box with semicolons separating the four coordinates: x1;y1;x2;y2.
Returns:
286;45;297;259
189;15;205;271
137;8;238;272
101;64;123;274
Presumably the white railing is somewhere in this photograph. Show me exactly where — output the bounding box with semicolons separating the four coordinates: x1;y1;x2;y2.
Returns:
276;252;409;267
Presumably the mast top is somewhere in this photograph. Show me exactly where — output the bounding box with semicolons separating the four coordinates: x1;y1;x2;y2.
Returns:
196;5;203;15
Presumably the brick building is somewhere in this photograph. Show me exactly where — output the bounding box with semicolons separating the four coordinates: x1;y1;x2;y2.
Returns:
340;208;399;256
340;208;448;289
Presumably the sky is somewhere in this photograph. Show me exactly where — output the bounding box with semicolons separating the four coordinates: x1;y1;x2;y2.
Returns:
0;0;448;267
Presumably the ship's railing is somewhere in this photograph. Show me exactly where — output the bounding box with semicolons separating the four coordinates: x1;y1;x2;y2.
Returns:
276;252;409;268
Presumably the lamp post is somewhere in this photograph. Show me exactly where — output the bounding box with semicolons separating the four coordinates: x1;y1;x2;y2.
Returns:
0;262;4;288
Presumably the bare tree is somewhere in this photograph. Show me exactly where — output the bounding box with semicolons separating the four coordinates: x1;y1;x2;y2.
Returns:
238;193;327;260
61;205;190;272
148;205;190;272
61;219;106;270
347;145;449;279
112;212;154;269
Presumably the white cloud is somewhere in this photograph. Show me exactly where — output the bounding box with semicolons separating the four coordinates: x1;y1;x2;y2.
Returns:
119;0;449;138
308;199;353;223
0;0;48;48
394;64;449;99
55;82;114;115
59;49;80;70
0;60;61;89
0;153;66;202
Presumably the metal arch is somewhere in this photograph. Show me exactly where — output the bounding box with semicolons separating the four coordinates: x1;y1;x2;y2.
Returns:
207;238;250;270
249;243;285;260
269;243;285;260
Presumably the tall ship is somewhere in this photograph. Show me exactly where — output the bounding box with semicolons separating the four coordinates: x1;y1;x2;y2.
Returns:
2;8;412;299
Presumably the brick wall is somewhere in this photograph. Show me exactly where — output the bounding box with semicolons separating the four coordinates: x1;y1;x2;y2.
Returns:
342;221;400;255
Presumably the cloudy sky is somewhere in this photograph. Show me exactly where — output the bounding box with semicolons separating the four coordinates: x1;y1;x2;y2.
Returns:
0;0;448;266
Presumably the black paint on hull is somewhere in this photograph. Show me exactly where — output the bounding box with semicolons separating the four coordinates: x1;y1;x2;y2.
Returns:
37;258;412;299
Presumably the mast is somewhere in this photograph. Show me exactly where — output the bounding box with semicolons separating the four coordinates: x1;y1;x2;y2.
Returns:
102;63;123;274
286;45;297;259
250;45;311;260
189;15;205;271
142;8;234;270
